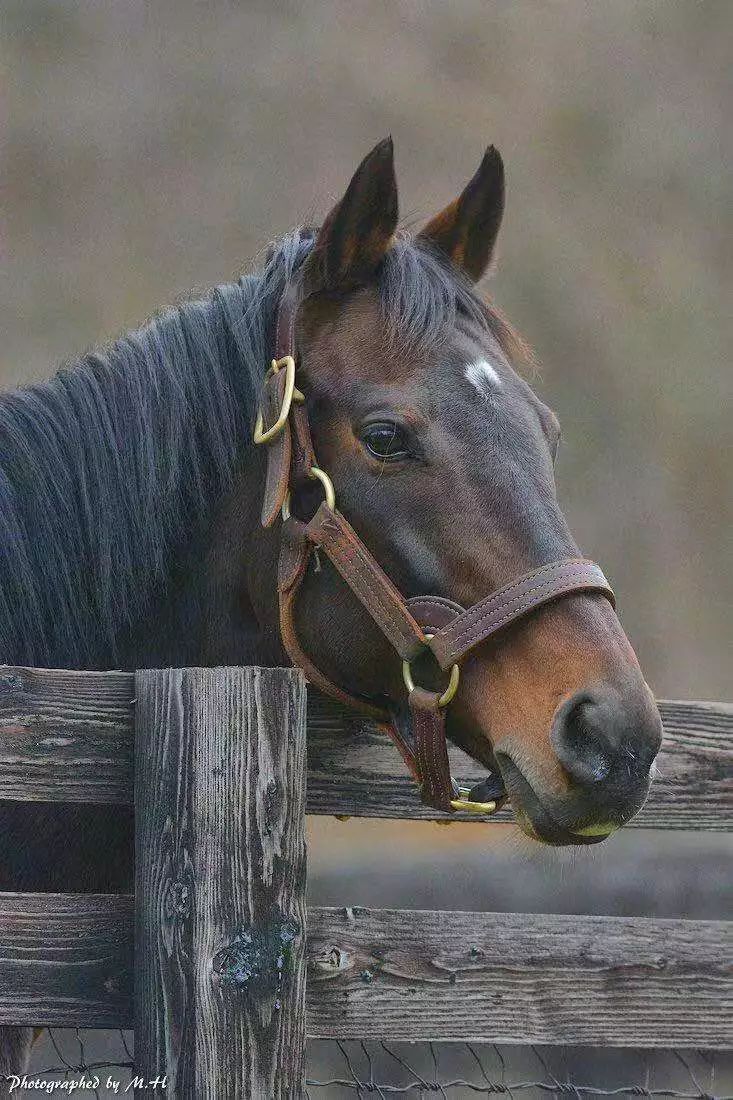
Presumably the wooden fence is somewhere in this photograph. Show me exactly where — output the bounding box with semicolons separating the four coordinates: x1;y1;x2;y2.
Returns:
0;665;730;1097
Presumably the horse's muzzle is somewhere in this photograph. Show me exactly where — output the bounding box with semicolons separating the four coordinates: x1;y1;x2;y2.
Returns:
489;681;661;844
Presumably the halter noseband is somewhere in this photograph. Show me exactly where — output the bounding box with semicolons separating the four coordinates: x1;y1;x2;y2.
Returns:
254;278;615;816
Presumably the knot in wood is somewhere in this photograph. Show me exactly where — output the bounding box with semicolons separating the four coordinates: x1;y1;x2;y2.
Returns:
212;915;300;999
0;673;23;692
165;879;192;919
314;945;351;973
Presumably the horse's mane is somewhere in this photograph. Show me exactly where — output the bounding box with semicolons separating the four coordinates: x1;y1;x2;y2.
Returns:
0;227;518;667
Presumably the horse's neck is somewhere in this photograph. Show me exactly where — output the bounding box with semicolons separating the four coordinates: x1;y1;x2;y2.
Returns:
116;446;284;671
0;324;274;671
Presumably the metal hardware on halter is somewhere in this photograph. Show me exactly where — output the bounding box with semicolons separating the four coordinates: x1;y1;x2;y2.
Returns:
309;466;336;510
281;466;336;522
450;786;498;815
402;633;460;708
253;356;304;444
402;635;493;814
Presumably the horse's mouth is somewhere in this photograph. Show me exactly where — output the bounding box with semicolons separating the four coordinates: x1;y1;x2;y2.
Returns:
495;754;615;846
388;703;614;843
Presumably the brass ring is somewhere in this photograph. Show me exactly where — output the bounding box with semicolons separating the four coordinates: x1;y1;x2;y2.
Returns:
402;634;460;708
253;356;303;445
309;466;336;510
450;786;498;814
280;467;335;522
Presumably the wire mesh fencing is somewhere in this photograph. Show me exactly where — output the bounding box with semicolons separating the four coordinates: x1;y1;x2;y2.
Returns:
21;1028;133;1094
16;1029;733;1098
305;1041;731;1098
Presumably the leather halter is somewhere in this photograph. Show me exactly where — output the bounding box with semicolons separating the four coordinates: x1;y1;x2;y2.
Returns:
255;277;616;815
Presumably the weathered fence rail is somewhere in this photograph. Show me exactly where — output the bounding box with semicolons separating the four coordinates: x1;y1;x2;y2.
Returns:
0;666;730;828
0;894;729;1050
0;664;730;1097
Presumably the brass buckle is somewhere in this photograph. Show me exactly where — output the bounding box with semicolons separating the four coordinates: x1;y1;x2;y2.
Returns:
450;785;498;815
402;634;460;708
253;356;304;445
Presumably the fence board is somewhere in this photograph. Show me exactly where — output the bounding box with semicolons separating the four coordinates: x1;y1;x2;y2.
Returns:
0;666;133;804
0;666;730;828
0;893;132;1028
0;896;728;1049
308;906;733;1048
134;667;308;1100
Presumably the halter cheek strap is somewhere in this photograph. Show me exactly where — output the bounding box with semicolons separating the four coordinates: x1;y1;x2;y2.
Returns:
254;278;616;815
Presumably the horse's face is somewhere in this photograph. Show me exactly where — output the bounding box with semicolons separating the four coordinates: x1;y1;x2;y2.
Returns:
289;140;662;844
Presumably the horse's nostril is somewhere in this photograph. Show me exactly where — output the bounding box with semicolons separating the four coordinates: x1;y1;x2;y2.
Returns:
551;691;624;787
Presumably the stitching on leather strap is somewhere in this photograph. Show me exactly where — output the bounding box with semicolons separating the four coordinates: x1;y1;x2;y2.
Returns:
432;562;612;665
322;526;410;643
410;689;452;810
310;508;425;659
442;559;585;637
449;569;591;648
408;596;464;617
435;575;609;663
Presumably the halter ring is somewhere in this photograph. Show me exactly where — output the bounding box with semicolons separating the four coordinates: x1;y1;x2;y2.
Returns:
309;466;336;510
253;356;304;445
450;786;499;815
402;634;460;708
281;465;336;522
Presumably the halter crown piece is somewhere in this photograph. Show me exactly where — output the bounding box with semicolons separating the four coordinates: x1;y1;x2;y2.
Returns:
254;276;615;816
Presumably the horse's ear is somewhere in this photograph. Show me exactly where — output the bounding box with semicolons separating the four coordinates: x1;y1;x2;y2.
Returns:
418;146;504;282
302;137;398;294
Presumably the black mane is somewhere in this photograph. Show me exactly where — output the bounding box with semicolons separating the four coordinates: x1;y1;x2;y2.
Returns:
0;228;510;667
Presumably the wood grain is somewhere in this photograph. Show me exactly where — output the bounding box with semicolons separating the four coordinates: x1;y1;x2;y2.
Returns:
0;896;728;1049
307;905;733;1048
0;666;730;828
0;893;132;1028
134;667;308;1100
0;666;134;804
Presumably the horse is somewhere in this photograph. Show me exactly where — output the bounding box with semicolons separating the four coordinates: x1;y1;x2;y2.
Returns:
0;138;662;1083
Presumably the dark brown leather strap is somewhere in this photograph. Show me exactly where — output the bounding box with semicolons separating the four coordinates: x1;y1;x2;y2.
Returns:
276;512;463;812
290;400;317;484
428;559;615;670
408;688;456;811
275;278;301;361
306;503;426;662
277;516;388;719
260;368;293;527
260;277;313;525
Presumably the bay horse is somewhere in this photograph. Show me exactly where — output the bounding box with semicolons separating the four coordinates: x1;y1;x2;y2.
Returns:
0;139;662;1082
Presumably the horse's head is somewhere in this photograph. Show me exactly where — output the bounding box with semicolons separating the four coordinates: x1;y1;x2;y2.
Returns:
259;139;662;845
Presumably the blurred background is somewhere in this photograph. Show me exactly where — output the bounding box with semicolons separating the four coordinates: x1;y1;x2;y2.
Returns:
2;1;731;1094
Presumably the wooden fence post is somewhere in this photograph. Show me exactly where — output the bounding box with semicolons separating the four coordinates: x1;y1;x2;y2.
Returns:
134;666;307;1099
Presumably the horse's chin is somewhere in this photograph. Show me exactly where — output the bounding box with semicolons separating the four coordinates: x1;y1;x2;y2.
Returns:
496;753;617;847
513;811;613;847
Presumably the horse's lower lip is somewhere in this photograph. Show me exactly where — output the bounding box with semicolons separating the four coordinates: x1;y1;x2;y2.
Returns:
495;754;614;846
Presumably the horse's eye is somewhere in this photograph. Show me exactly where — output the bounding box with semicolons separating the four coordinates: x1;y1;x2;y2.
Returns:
359;421;411;461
